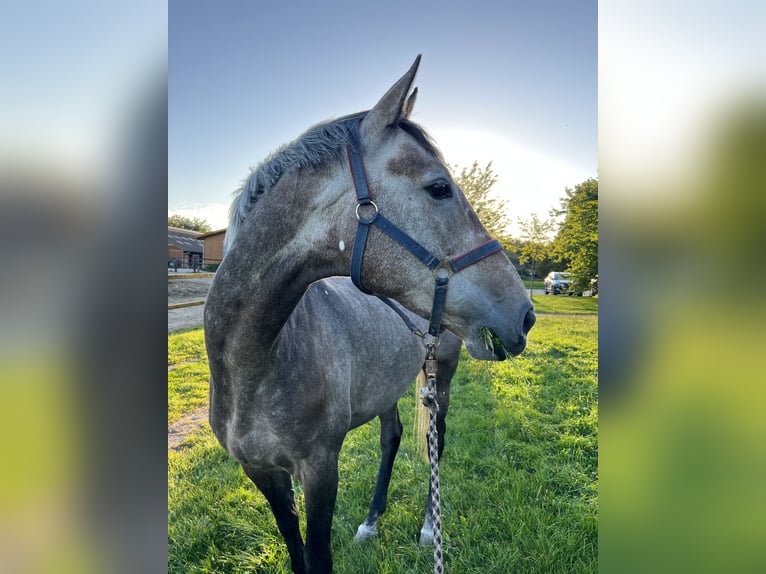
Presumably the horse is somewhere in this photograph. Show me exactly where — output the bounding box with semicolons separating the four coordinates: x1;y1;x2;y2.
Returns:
276;278;463;549
204;55;535;573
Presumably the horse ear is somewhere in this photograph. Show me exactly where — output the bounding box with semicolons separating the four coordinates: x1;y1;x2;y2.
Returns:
402;87;418;119
363;55;421;137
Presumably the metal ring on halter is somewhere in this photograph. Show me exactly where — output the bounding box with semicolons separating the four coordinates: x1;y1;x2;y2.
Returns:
433;262;453;280
355;200;379;224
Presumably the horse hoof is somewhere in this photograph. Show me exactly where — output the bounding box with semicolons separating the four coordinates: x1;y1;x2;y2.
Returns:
419;528;434;546
354;523;377;542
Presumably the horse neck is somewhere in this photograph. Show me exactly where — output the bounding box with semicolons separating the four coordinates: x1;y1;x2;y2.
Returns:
215;171;350;353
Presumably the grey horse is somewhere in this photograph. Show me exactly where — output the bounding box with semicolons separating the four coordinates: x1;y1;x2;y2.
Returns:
204;56;535;573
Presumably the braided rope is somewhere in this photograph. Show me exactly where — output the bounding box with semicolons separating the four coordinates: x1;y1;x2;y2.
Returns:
422;344;444;574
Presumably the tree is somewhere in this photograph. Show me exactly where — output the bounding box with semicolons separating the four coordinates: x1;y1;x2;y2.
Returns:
451;161;513;248
516;213;555;295
168;214;211;233
550;178;598;293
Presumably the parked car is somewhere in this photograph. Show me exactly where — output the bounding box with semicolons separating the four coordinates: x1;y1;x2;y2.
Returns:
544;271;571;295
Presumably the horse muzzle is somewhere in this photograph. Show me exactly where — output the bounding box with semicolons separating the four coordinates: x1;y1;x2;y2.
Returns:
465;305;536;360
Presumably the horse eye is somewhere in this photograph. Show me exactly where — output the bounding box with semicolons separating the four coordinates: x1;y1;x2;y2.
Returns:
426;181;452;200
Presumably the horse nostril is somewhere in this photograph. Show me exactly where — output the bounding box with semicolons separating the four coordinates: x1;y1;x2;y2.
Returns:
523;308;536;335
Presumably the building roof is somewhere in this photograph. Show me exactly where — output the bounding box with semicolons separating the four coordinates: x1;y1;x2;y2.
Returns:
168;227;204;252
197;228;227;239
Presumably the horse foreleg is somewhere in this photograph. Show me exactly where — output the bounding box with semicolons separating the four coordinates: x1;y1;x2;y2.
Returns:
242;464;306;574
355;404;403;542
301;449;340;574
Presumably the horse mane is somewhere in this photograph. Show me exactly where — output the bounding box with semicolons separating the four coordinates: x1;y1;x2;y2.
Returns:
224;112;443;254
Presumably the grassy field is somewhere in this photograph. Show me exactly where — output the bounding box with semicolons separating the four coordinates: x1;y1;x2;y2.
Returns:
168;328;209;425
168;310;598;573
520;278;544;291
530;294;598;315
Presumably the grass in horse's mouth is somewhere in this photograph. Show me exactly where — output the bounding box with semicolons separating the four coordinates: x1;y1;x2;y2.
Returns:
479;326;509;359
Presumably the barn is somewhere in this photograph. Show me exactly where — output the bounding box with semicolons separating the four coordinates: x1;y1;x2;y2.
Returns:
197;228;227;269
167;226;204;269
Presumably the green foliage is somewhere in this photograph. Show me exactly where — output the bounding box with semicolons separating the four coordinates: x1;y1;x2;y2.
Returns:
550;178;598;293
169;214;212;233
516;214;555;263
451;161;513;248
168;309;597;573
515;214;556;285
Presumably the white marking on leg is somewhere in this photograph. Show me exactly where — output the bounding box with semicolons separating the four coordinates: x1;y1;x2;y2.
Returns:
354;522;378;542
419;526;434;546
338;240;345;252
419;513;434;545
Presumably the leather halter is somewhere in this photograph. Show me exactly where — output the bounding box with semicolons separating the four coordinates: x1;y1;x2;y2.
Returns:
346;120;503;338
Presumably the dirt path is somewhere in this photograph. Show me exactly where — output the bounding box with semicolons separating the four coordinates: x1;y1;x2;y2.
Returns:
168;404;209;451
167;276;212;332
168;276;215;448
168;306;206;332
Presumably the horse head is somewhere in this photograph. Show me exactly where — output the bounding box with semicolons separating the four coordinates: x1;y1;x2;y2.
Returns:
329;56;535;359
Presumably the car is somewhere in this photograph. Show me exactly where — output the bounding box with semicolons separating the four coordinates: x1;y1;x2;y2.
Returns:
544;271;571;295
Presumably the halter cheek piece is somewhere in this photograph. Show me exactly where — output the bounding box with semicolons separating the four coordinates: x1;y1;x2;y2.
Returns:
346;120;503;338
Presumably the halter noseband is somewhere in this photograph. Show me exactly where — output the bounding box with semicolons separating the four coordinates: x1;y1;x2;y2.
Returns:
346;120;503;338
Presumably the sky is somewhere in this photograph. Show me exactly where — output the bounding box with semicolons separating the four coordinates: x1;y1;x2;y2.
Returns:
599;0;766;204
168;0;597;234
1;0;166;177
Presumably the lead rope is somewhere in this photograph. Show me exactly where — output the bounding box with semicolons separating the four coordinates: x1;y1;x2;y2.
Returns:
421;342;444;574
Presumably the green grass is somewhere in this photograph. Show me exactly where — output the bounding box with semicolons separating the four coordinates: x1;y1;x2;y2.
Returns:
168;330;209;424
168;329;207;366
168;311;597;573
520;278;545;291
531;294;598;315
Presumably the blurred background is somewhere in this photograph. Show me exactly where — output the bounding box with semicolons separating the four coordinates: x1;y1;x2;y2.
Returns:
1;1;764;572
0;2;167;572
599;1;766;571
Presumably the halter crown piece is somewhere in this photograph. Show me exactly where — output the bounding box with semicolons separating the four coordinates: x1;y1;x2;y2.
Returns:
346;119;503;338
